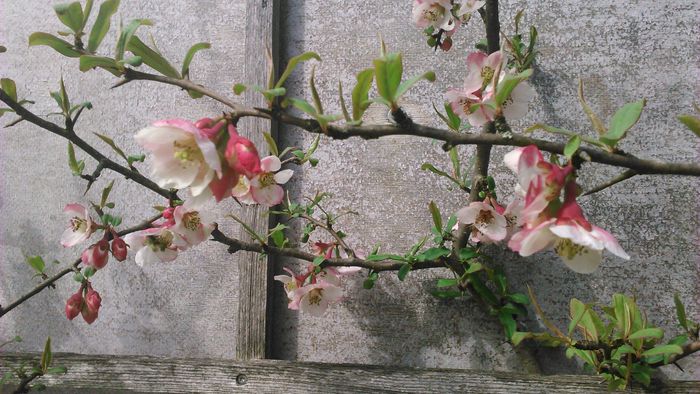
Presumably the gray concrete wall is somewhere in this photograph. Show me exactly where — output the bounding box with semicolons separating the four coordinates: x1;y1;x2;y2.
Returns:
0;0;698;383
0;0;247;359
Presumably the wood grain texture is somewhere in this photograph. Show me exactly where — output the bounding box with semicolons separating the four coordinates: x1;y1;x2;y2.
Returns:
236;0;279;360
1;353;697;393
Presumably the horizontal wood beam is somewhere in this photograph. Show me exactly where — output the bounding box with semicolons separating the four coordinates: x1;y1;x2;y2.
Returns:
1;353;697;393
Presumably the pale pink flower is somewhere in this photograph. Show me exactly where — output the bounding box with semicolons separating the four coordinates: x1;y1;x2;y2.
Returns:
317;266;362;286
135;119;222;197
412;0;456;31
230;175;256;204
81;238;110;270
455;0;485;22
248;156;293;207
446;86;491;127
456;200;508;243
171;203;215;248
292;281;344;317
274;267;306;309
123;227;183;266
464;51;505;93
61;204;94;247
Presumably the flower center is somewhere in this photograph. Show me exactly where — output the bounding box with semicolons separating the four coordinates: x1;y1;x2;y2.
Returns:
307;288;324;305
554;239;589;260
475;209;494;225
173;140;202;165
70;217;87;232
423;5;445;22
481;66;495;89
145;231;174;252
182;211;201;232
259;172;276;187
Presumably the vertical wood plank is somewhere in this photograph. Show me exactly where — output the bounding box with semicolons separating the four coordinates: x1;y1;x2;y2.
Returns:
236;0;279;360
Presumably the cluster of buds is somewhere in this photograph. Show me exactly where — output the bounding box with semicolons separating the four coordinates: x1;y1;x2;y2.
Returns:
65;283;102;324
412;0;485;51
135;118;292;207
61;204;128;270
447;50;534;127
456;146;629;273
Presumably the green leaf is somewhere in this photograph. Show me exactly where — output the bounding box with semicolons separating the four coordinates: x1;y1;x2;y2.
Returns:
678;114;700;137
83;266;96;278
394;70;435;99
289;97;318;117
87;0;119;52
430;289;462;299
100;180;114;208
563;135;581;160
397;263;411;281
79;55;122;76
54;2;85;33
498;309;517;339
45;366;68;375
262;132;278;157
309;65;323;114
275;51;321;89
428;201;442;233
115;19;153;61
0;78;17;101
448;147;461;182
600;99;646;146
673;293;688;331
312;256;325;266
508;293;530;306
373;52;403;106
40;337;52;372
181;42;210;78
445;103;461;131
94;132;128;161
83;0;94;25
352;68;374;121
628;327;664;340
511;331;532;346
577;79;606;135
26;255;46;273
125;36;180;78
338;81;351;122
119;55;143;67
494;69;533;106
436;278;458;288
28;32;81;58
458;247;478;262
464;262;483;274
420;163;453;181
641;344;683;358
233;83;247;95
416;247;450;262
67;142;83;175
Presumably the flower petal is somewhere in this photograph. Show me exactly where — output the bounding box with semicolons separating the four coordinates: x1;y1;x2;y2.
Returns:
251;184;284;207
274;169;294;185
260;156;281;173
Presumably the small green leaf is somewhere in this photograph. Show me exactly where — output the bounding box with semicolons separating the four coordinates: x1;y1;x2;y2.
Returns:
233;83;247;95
83;0;94;25
26;255;46;273
373;52;403;106
94;132;128;161
54;2;85;33
458;247;478;262
119;55;143;67
416;247;450;262
40;337;52;372
628;327;664;340
352;68;374;121
28;32;81;58
678;114;700;137
577;79;606;135
498;309;517;339
275;51;321;89
67;142;83;175
0;78;17;101
430;289;462;299
428;201;442;232
394;70;435;99
115;19;153;61
338;81;351;122
309;65;324;114
127;36;181;78
87;0;120;52
312;256;325;266
600;99;646;146
397;263;411;281
674;293;688;331
563;135;581;160
46;366;68;375
511;331;532;346
508;293;530;306
181;42;210;78
83;266;96;278
100;180;114;208
464;262;483;274
641;344;683;358
494;69;533;106
262;132;278;157
436;278;458;288
79;55;122;76
289;97;318;117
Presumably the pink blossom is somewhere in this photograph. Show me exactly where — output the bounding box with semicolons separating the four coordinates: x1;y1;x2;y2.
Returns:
291;281;344;317
225;124;261;179
316;266;362;286
65;291;83;320
111;235;128;262
171;203;215;248
81;238;110;270
123;227;183;266
412;0;455;31
135;119;222;198
274;267;306;309
454;0;485;22
61;204;94;247
81;285;101;324
230;175;256;204
456;199;508;243
464;51;504;93
247;156;293;207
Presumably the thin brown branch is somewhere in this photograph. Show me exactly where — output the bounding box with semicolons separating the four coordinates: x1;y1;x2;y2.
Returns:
210;228;443;272
583;169;637;196
299;213;355;258
0;214;162;319
13;371;41;394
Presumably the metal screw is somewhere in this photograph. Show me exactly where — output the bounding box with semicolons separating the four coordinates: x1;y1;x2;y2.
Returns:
236;374;247;385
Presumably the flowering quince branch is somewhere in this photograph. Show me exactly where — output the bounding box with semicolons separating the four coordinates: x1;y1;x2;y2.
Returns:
1;0;699;389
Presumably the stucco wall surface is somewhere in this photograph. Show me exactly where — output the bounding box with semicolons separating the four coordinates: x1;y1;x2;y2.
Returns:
271;0;699;380
0;0;247;359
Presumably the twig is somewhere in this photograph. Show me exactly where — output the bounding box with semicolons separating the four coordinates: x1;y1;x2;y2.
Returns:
0;214;162;319
13;371;41;394
300;213;355;258
583;169;637;196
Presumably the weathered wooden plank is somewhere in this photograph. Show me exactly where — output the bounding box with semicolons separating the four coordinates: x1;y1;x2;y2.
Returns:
236;0;279;360
1;353;696;393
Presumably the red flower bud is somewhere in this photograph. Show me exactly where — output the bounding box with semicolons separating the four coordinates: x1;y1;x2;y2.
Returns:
81;238;110;269
82;286;102;324
111;236;128;262
195;117;225;140
225;124;261;178
65;291;83;320
439;36;453;51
